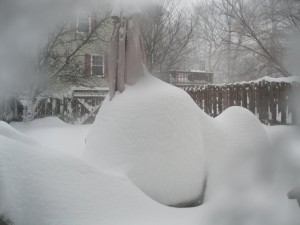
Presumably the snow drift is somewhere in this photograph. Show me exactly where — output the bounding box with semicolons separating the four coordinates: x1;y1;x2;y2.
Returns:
0;134;201;225
0;123;299;225
0;89;300;224
202;106;272;201
84;75;270;206
84;76;207;206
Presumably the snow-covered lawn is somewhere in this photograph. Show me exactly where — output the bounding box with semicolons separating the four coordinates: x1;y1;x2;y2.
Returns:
11;118;91;157
9;118;300;178
0;76;299;225
0;117;298;225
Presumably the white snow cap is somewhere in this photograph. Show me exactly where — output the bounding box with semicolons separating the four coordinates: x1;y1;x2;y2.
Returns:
111;0;142;17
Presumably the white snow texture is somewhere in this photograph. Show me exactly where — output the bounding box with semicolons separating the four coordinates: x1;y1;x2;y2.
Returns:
0;75;299;225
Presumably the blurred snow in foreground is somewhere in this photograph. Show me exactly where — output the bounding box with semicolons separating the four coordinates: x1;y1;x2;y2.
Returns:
0;76;299;225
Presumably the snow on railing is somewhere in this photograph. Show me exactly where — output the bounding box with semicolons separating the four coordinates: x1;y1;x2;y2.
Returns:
33;94;105;124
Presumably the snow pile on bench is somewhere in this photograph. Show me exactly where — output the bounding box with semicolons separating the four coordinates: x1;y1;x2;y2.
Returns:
84;76;207;206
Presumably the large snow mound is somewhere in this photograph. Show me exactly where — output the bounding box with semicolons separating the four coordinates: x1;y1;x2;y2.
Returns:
84;76;207;206
1;129;299;225
1;113;300;224
83;75;275;207
202;107;271;201
0;135;201;225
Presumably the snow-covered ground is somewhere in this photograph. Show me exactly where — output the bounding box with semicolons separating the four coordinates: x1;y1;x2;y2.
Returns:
1;116;299;225
0;76;300;225
11;118;91;157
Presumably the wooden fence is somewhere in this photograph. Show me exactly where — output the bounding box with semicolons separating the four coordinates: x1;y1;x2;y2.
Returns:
182;80;300;125
1;80;299;125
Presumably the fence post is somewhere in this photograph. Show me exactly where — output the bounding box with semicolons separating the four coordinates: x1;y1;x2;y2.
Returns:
228;85;234;107
256;82;261;120
217;86;223;116
291;82;298;125
204;85;208;114
260;81;268;124
236;84;241;106
286;83;292;125
52;98;56;116
212;86;217;117
199;89;204;110
249;83;255;114
270;82;276;125
280;82;287;125
242;84;247;109
221;86;227;113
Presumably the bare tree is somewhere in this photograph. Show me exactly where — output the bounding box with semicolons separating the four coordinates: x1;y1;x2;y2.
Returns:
277;0;300;31
195;0;224;81
226;0;290;76
194;0;244;82
139;0;197;79
194;0;300;82
33;7;111;96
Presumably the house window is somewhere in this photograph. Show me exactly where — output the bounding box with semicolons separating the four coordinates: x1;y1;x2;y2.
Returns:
91;54;104;76
77;13;90;33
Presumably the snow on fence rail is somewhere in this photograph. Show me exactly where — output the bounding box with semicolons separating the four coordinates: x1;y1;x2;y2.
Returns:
182;80;300;125
0;88;108;124
0;95;104;124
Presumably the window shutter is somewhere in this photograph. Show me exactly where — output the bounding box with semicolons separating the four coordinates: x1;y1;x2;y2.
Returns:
104;53;108;80
91;10;97;36
85;54;91;76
